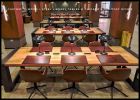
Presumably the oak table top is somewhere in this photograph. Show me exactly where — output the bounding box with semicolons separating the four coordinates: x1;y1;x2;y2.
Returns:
40;20;92;24
34;27;104;35
50;16;84;19
5;46;138;67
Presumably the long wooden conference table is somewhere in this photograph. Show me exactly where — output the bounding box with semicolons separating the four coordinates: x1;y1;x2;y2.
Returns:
51;13;81;16
50;16;85;19
40;20;93;28
31;27;104;46
34;27;104;35
2;46;138;92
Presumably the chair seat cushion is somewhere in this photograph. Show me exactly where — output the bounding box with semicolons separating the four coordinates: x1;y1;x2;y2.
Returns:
63;70;86;82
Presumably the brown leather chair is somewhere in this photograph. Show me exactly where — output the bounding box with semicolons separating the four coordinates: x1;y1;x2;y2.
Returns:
62;34;72;42
96;66;131;99
38;42;53;72
20;68;47;99
44;34;55;43
63;42;76;47
46;26;55;30
89;41;102;47
82;35;97;45
62;34;79;46
62;26;73;30
60;67;88;99
39;41;52;49
79;26;90;30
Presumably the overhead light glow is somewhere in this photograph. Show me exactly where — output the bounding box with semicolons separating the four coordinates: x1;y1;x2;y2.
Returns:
34;4;37;13
45;4;47;10
2;5;8;21
126;2;132;20
95;3;98;12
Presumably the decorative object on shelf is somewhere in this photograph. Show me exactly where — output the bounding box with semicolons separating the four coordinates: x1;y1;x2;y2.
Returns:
99;33;112;55
67;35;78;56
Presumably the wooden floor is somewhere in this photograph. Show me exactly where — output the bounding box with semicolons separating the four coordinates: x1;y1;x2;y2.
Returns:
1;67;138;99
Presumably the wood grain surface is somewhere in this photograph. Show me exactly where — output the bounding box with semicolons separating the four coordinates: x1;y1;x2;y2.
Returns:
5;46;138;66
35;27;103;35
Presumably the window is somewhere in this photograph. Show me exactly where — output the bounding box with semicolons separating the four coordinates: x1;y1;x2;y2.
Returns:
100;1;111;18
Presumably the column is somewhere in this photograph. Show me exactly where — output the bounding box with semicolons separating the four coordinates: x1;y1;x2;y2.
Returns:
30;1;43;27
109;1;138;46
1;1;26;49
81;2;88;17
42;1;50;19
89;1;101;27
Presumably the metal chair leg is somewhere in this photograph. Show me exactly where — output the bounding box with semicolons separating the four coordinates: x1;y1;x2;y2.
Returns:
111;87;113;99
74;66;78;69
37;84;46;88
88;66;92;71
75;88;88;97
27;84;46;90
28;89;35;99
60;87;73;91
36;88;47;99
64;66;68;71
27;86;35;90
114;87;128;97
48;66;53;72
38;67;43;70
71;91;73;99
64;66;78;71
60;82;88;98
96;85;111;90
96;81;128;98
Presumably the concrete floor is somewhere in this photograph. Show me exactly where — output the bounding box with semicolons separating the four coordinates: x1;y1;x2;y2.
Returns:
1;18;139;99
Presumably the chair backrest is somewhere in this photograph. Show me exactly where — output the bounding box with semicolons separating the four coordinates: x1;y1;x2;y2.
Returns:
39;41;52;47
82;35;96;44
44;34;55;42
104;68;131;81
62;34;72;42
89;41;102;47
20;69;44;83
47;26;55;30
63;66;87;82
79;26;89;30
39;41;52;52
63;26;73;30
63;42;71;47
63;42;76;47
